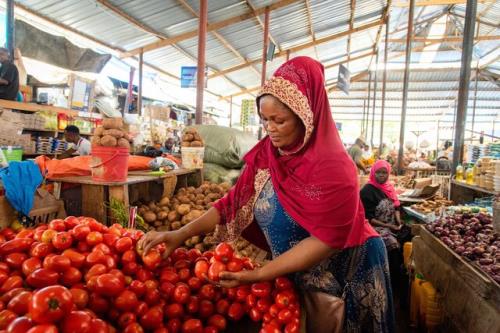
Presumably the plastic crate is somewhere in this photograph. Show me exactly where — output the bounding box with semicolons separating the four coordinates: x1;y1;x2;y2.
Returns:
0;146;23;162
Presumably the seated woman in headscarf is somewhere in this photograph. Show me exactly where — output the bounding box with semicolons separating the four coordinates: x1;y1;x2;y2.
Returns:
140;57;395;333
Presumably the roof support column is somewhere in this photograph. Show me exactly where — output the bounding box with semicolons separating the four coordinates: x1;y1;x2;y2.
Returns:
138;49;144;116
261;7;270;86
452;0;477;172
379;11;390;156
397;0;415;174
6;0;15;59
365;72;372;139
370;51;379;148
229;95;233;128
195;0;208;125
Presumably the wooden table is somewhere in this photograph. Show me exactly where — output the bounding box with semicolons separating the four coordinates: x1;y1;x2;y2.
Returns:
50;168;202;224
412;226;500;333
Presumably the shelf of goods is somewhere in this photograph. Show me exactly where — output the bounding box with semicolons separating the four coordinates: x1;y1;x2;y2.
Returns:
412;216;500;333
450;179;498;205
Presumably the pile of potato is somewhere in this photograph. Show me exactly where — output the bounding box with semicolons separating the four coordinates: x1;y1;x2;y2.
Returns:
181;127;204;147
137;181;230;251
91;117;133;149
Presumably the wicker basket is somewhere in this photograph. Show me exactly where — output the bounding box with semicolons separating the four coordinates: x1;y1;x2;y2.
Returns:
27;201;66;227
162;174;178;198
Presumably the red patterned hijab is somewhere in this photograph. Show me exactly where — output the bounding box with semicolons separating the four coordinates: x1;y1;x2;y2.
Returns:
213;57;378;249
368;160;401;207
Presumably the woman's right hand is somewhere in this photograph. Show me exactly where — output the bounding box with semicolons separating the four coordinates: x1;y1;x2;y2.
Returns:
138;230;186;259
390;224;402;232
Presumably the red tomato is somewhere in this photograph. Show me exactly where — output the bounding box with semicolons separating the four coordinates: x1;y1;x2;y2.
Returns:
52;232;73;250
22;257;41;277
173;259;190;270
103;233;119;248
284;322;299;333
0;288;27;304
86;250;106;266
173;283;191;304
154;328;169;333
186;248;202;262
187;277;202;291
160;281;175;299
89;318;109;333
7;291;32;315
203;327;218;333
167;318;181;333
118;312;136;328
0;238;34;255
227;302;244;321
242;258;254;270
277;308;293;324
246;293;258;308
129;280;146;297
85;264;107;281
0;309;16;329
186;296;199;314
49;219;66;231
160;269;180;284
165;303;184;319
135;301;148;317
214;243;234;263
123;323;144;333
226;258;244;272
274;277;293;291
249;307;262;322
115;290;139;312
178;268;191;281
26;268;59;288
142;250;161;270
207;261;226;282
64;216;80;229
87;293;109;314
81;218;103;232
115;237;133;253
122;262;139;276
34;227;47;242
256;298;271;313
29;285;73;324
182;319;203;333
140;306;163;330
86;232;103;246
251;282;272;298
6;316;34;333
26;324;58;333
40;230;57;244
208;314;227;331
144;289;161;305
269;304;280;318
199;300;214;319
171;248;188;263
93;243;111;255
104;256;117;270
235;286;249;303
62;249;85;268
0;271;7;286
0;262;10;273
61;267;82;286
77;241;91;253
72;225;91;241
216;299;230;315
69;288;88;309
275;291;294;309
5;253;27;270
144;279;158;292
44;254;71;272
260;324;281;333
95;273;125;297
136;268;153;282
121;250;137;264
199;284;216;300
61;310;92;333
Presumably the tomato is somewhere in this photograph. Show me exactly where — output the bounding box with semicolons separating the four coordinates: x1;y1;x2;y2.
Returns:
61;267;82;286
246;307;261;322
178;268;191;281
208;314;227;331
0;271;7;286
114;237;132;253
89;318;109;333
203;327;218;333
173;283;190;304
22;257;41;276
277;308;293;324
6;316;34;333
118;312;136;328
129;280;146;297
165;303;184;319
85;264;107;281
95;273;125;297
61;310;92;333
235;286;250;303
181;319;202;333
142;250;161;270
81;218;103;232
104;256;117;270
136;268;153;282
256;297;271;313
135;301;148;317
86;250;106;266
198;300;214;319
269;304;280;318
26;268;59;288
144;289;161;305
214;243;234;263
86;232;103;246
227;302;244;321
123;323;144;333
159;281;174;299
93;243;111;255
0;309;16;329
29;285;73;324
72;225;91;241
7;291;32;315
0;238;34;255
275;291;294;309
121;250;137;263
140;306;163;330
187;277;202;291
160;269;180;284
1;288;27;305
226;258;244;272
260;324;281;333
274;277;293;291
207;261;226;282
199;284;216;300
166;319;181;333
88;293;109;314
186;248;202;262
49;219;66;231
62;249;85;268
0;262;10;273
4;253;26;270
44;254;71;272
251;282;272;298
171;248;188;263
215;299;230;315
76;241;90;253
52;232;73;250
1;276;23;293
284;322;299;333
69;288;88;309
154;328;169;333
115;290;138;312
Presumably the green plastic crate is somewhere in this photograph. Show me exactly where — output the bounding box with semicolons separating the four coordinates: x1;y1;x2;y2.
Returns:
0;146;23;162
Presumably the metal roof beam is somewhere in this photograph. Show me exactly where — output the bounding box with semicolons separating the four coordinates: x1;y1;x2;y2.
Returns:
450;12;499;29
393;0;491;6
245;0;282;53
385;35;500;42
121;0;299;58
304;0;319;59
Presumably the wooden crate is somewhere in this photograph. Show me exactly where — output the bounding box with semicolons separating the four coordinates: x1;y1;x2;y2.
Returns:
28;201;66;226
412;226;500;333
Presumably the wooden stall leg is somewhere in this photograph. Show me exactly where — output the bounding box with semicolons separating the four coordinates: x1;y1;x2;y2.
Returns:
53;182;62;200
163;175;177;198
175;174;188;192
109;185;130;208
81;184;106;224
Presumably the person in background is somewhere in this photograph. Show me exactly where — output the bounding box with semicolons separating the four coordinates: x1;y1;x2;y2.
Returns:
348;137;368;174
0;48;19;101
161;138;175;154
63;125;91;157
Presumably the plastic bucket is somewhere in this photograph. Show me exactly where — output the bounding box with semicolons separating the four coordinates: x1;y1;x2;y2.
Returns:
181;147;205;169
90;145;129;182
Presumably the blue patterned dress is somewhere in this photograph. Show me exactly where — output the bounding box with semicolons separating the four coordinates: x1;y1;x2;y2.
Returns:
254;181;395;333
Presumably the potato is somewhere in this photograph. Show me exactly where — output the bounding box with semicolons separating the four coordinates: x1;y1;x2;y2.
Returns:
154;207;161;214
171;221;182;230
90;136;101;145
195;188;203;195
172;198;180;205
210;184;223;193
172;203;179;210
143;211;156;224
194;205;205;211
157;211;169;221
157;225;170;232
117;138;131;149
188;194;196;202
168;211;180;222
138;207;147;216
148;202;157;210
177;204;191;216
190;140;203;147
159;197;170;207
203;197;212;205
184;239;193;247
102;117;124;130
182;133;194;142
154;221;162;228
191;236;201;244
103;129;124;138
179;196;191;205
94;126;104;136
100;135;117;147
200;184;210;192
184;127;197;134
181;141;191;147
193;133;202;141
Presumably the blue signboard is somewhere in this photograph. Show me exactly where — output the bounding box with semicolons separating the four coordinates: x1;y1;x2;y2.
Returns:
181;66;197;88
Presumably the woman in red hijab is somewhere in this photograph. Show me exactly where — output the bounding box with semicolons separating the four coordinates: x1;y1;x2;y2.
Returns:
140;57;395;332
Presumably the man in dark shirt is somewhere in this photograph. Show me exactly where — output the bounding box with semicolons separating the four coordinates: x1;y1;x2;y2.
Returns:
0;48;19;101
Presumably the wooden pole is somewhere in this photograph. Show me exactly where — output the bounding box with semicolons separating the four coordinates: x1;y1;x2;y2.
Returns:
365;72;372;139
195;0;208;125
370;51;379;148
6;0;14;59
379;11;390;156
138;49;144;116
261;7;270;86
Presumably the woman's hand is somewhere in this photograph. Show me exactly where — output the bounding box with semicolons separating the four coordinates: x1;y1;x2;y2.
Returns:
390;224;402;232
138;230;186;259
217;269;262;288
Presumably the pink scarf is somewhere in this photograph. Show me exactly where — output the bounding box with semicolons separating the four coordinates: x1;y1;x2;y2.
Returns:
368;160;401;207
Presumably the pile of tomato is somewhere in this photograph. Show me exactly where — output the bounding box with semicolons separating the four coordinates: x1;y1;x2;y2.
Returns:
0;217;301;333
